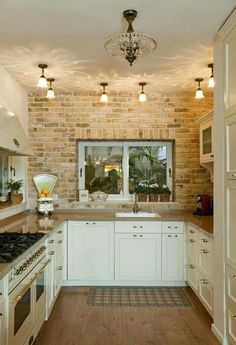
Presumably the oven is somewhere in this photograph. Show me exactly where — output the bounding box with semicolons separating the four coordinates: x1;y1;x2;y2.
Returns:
8;256;50;345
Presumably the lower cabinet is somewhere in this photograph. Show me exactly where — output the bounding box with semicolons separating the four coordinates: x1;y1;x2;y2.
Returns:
115;233;162;281
67;221;114;280
226;265;236;345
162;234;184;281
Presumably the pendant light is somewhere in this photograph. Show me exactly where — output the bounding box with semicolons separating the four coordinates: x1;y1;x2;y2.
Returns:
46;78;55;99
208;63;215;88
195;78;204;99
139;82;147;102
100;83;108;103
38;64;48;88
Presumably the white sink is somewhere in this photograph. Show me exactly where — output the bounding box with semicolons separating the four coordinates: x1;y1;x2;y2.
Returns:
115;211;161;218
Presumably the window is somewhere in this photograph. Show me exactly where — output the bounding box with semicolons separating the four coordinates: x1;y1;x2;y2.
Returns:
0;156;8;199
78;141;173;200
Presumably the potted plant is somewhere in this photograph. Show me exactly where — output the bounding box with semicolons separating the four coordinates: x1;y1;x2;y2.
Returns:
160;185;171;202
134;180;149;202
7;179;24;204
148;182;160;202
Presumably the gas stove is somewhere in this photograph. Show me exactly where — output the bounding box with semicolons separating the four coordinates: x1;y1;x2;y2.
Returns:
0;232;45;263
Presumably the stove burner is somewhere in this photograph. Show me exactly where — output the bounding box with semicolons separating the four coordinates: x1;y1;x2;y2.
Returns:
0;232;45;263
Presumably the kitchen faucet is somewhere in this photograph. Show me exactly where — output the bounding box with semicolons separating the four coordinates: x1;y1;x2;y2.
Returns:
133;193;140;214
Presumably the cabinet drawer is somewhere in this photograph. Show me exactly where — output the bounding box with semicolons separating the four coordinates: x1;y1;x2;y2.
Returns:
198;272;213;315
199;247;213;282
186;225;198;241
226;265;236;304
186;238;198;264
115;221;162;233
227;298;236;345
162;222;184;234
198;232;213;252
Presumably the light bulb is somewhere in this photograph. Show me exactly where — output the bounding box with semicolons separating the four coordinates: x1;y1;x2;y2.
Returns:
47;88;55;99
100;92;108;103
38;75;47;88
208;75;215;88
139;91;147;102
195;88;204;99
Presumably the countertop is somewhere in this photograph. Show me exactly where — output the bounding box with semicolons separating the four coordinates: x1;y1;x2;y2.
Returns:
0;209;213;280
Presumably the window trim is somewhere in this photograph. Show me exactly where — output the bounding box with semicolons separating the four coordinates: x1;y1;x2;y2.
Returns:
78;141;173;201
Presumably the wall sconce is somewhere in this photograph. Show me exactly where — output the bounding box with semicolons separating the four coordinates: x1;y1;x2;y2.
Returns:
37;64;48;88
195;78;204;99
139;82;147;102
100;83;108;103
208;63;215;88
46;78;55;99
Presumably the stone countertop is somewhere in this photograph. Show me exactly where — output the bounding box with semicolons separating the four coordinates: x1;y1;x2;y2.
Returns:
0;209;213;280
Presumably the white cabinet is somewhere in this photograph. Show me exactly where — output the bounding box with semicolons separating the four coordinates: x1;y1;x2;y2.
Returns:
46;222;66;318
198;272;213;315
67;221;114;281
115;233;161;281
115;221;162;233
225;180;236;271
225;114;236;179
199;111;214;163
162;234;184;281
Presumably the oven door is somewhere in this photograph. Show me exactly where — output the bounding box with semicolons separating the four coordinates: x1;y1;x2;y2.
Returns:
8;273;34;345
34;259;50;322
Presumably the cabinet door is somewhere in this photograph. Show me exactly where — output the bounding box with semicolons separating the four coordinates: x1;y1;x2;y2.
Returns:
67;221;114;280
187;236;198;265
115;233;161;281
226;180;236;271
198;247;213;282
198;272;213;315
200;119;213;162
227;298;236;345
225;114;236;179
225;26;236;116
54;225;65;296
186;263;198;292
162;234;184;281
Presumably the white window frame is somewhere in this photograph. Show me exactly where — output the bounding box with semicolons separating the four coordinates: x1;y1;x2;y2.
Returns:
78;141;173;201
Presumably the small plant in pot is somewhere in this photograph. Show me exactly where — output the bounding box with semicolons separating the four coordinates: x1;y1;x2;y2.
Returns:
7;179;24;204
148;182;160;202
134;180;149;202
160;184;171;202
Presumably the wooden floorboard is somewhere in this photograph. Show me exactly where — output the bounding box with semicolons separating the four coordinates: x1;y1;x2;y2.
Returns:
34;287;220;345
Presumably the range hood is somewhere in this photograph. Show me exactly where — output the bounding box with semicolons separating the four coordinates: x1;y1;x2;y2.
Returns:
0;105;33;156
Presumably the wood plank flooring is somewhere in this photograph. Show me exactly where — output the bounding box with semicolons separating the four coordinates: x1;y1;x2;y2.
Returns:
34;287;220;345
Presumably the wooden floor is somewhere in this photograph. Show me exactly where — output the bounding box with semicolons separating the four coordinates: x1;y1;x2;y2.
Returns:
35;287;220;345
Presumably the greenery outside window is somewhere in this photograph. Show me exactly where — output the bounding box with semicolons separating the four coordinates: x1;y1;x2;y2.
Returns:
78;141;173;200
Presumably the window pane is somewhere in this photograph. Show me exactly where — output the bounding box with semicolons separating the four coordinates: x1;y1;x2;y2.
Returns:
84;146;123;194
128;146;167;193
0;156;8;197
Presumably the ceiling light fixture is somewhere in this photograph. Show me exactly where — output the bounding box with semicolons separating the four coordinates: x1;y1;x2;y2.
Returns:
139;82;147;102
46;78;55;99
100;83;108;103
208;63;215;88
195;78;204;99
104;9;157;66
38;64;48;88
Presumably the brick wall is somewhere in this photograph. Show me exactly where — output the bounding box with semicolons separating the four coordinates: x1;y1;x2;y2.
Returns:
28;91;213;210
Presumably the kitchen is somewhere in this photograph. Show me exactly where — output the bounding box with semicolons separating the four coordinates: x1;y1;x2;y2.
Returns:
0;1;236;345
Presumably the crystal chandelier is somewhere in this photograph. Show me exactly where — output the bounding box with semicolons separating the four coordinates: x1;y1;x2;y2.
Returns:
104;9;157;66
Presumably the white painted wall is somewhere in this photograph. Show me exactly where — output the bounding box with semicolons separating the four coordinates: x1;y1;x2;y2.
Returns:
0;65;28;219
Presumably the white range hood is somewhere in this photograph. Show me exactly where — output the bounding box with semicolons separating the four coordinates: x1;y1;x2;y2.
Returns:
0;105;33;156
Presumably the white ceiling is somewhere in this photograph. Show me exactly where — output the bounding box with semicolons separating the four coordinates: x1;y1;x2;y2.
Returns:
0;0;235;93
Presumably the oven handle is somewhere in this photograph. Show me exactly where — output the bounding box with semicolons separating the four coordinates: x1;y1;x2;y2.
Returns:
14;259;51;303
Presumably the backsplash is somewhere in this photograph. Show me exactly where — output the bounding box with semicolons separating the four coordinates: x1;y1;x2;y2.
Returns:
28;90;213;210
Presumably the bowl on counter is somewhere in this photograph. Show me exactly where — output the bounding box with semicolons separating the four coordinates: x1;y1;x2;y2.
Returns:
90;191;108;202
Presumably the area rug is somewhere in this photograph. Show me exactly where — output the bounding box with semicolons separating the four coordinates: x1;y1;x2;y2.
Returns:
87;286;193;307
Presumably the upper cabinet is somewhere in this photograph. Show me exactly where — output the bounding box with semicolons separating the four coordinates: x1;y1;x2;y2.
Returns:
225;25;236;117
199;110;214;164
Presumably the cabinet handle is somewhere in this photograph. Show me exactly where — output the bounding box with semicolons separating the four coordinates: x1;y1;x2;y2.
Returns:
233;314;236;319
189;265;195;269
210;154;214;158
58;231;62;234
189;239;195;243
140;226;143;229
58;266;63;271
190;230;195;234
49;240;54;244
139;235;143;238
133;234;137;237
168;226;171;229
232;275;236;279
201;249;209;254
231;174;236;177
201;279;208;285
133;226;137;229
174;235;178;237
49;251;55;256
58;240;63;244
175;226;178;229
201;238;208;243
168;235;172;238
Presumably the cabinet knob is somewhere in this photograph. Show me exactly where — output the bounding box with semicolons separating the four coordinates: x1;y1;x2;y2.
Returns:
201;238;208;243
210;154;214;158
201;279;208;285
133;226;137;229
49;251;55;256
58;231;62;234
232;174;236;177
133;234;137;237
58;240;63;243
174;235;178;237
232;275;236;279
49;240;54;244
189;265;195;269
189;239;195;243
58;266;63;271
139;235;143;238
139;226;143;229
190;230;195;234
168;235;172;238
201;249;209;254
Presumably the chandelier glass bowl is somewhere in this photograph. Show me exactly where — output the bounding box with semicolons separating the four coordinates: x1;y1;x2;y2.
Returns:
104;9;157;66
